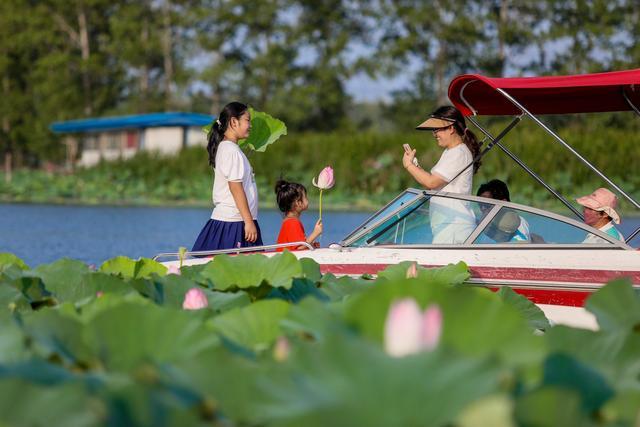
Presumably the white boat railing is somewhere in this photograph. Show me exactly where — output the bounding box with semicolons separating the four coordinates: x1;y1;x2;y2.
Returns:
152;241;314;262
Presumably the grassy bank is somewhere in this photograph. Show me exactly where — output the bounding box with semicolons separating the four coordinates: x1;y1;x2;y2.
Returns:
1;122;639;213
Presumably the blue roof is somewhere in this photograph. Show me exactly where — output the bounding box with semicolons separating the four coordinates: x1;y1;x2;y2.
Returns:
50;112;214;133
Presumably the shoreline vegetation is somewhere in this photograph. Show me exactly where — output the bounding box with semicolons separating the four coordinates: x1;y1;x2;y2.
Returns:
2;125;639;214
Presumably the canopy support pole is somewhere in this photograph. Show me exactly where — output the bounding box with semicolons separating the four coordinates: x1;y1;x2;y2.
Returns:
467;116;584;220
622;88;640;118
495;88;640;211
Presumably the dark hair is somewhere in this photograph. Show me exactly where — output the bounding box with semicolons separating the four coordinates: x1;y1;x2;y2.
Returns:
431;106;482;173
477;179;511;201
275;179;307;213
207;101;248;167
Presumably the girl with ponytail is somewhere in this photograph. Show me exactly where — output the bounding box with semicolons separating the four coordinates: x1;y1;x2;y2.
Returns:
192;102;263;251
402;105;481;244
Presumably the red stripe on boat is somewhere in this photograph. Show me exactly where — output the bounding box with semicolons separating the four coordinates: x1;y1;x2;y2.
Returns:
319;263;639;307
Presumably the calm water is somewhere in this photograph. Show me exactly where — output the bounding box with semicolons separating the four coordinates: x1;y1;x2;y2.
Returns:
0;203;370;266
1;203;639;267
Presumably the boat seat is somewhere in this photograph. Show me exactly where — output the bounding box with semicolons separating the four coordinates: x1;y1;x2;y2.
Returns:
530;233;545;244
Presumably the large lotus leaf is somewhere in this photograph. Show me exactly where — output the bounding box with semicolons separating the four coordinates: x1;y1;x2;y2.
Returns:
202;108;286;152
377;261;470;285
318;273;374;301
280;297;345;341
542;353;614;413
456;394;515;427
0;312;30;363
172;332;500;427
602;390;640;425
208;299;290;352
0;253;29;271
35;258;90;294
584;278;640;331
0;359;80;386
84;302;218;371
98;380;206;427
546;325;640;391
200;252;302;291
0;283;30;312
0;379;99;427
345;278;542;365
299;257;322;282
239;108;287;152
22;309;93;366
206;289;251;314
496;287;550;331
171;345;267;423
247;335;501;427
35;261;133;303
100;256;167;279
514;387;585;427
0;268;52;304
267;278;330;303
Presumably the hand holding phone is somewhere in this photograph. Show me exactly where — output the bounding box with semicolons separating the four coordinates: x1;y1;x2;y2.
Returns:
402;144;420;167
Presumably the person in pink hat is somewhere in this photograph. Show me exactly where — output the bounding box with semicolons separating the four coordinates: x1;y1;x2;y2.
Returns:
576;188;623;243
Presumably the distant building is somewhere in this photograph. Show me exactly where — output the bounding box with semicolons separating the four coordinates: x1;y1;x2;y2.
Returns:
51;112;214;167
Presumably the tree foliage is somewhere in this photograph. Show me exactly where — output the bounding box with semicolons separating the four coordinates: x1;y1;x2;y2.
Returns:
1;0;640;166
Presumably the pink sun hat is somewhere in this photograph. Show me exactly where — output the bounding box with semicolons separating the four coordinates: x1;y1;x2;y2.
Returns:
576;188;621;224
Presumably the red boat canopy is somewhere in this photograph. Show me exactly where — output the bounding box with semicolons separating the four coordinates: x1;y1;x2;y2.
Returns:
449;69;640;116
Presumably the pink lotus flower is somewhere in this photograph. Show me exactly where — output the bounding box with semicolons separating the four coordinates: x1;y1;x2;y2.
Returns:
182;288;209;310
406;262;418;279
167;265;181;275
312;166;335;222
96;291;104;298
384;298;442;357
312;166;335;190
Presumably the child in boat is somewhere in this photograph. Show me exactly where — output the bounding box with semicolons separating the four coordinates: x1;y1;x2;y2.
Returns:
477;179;531;242
192;102;263;251
275;179;323;251
576;188;624;243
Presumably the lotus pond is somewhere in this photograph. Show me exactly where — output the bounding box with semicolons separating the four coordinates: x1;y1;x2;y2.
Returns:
0;251;639;426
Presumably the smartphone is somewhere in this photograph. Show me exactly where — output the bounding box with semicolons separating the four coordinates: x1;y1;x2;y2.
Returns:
402;144;420;167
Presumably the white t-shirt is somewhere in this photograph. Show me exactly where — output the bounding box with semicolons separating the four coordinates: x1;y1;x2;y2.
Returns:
429;144;476;244
211;140;258;221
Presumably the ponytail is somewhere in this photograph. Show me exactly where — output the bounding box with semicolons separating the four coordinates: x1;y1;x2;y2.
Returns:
207;119;225;167
462;128;482;174
206;101;248;168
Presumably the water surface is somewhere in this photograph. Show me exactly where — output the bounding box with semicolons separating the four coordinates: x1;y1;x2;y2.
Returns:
1;203;638;267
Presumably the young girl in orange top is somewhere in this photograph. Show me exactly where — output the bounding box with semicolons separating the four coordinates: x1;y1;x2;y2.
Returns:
275;179;322;251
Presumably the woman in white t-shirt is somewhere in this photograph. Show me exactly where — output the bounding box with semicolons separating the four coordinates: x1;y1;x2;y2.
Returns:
192;102;263;251
402;106;482;244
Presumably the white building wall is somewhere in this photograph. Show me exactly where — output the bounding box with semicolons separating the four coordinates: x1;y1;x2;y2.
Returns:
143;127;183;155
79;150;101;167
186;127;207;147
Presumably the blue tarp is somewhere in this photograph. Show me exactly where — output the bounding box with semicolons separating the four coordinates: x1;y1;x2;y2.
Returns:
50;112;214;133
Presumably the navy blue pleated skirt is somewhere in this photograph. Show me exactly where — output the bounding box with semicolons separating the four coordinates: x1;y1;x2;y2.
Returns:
192;219;263;252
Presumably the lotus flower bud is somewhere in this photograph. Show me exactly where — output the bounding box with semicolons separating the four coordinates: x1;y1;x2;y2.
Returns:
421;305;443;351
182;288;208;310
312;166;335;190
167;265;181;275
406;262;418;279
273;336;291;362
384;298;443;357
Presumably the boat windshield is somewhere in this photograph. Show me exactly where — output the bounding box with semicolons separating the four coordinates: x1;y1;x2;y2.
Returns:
341;190;421;243
344;191;622;248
